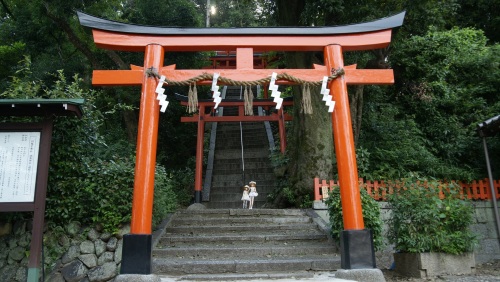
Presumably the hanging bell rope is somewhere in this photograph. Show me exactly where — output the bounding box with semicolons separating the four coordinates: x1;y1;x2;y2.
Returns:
244;86;254;116
301;84;313;115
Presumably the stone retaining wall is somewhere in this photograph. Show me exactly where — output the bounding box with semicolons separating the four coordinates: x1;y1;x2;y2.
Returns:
314;200;500;267
0;221;129;282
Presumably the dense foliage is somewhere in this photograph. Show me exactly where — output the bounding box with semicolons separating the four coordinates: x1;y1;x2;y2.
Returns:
325;186;384;251
387;177;477;254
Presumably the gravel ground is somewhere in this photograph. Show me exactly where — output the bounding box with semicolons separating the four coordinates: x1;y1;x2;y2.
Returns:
383;259;500;282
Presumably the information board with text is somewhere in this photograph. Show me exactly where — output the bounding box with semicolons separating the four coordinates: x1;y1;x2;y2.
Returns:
0;132;40;203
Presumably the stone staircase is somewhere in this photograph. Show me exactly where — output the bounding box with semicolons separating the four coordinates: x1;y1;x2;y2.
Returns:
206;86;275;209
152;209;340;280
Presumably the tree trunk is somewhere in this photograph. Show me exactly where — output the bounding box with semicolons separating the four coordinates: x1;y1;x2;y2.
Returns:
349;85;364;146
274;0;335;206
286;86;335;206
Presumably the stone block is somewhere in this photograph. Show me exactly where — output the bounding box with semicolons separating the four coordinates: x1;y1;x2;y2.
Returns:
313;200;328;210
66;222;81;236
187;203;207;210
61;260;88;282
15;266;27;282
114;239;123;263
114;274;161;282
88;228;100;241
97;251;114;265
80;240;95;254
0;264;17;282
0;223;12;236
475;207;492;223
45;272;65;282
394;252;475;278
79;254;98;268
58;234;71;248
107;237;118;251
62;245;81;264
116;225;130;239
8;237;17;248
8;246;25;262
87;262;117;282
12;221;26;235
476;239;500;255
0;247;7;261
95;239;106;256
335;268;386;282
100;232;112;242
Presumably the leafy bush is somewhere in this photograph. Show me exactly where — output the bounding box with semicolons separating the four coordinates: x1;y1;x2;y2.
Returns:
1;68;179;233
325;186;384;251
387;177;477;254
152;165;179;227
168;165;195;207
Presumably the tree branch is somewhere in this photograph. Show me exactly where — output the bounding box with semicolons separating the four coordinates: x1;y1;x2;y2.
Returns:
0;0;15;20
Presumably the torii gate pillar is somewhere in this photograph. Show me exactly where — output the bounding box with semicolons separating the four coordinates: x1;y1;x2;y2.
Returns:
326;44;374;269
121;44;164;274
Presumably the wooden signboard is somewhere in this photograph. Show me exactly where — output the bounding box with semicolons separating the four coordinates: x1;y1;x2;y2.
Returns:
0;99;83;281
0;121;53;281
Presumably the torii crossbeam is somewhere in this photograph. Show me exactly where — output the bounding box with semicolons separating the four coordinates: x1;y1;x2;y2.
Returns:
78;11;405;275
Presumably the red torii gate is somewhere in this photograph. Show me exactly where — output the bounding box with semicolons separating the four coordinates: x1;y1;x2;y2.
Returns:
78;11;404;275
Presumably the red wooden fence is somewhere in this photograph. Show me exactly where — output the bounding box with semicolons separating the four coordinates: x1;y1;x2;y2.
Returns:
314;178;500;201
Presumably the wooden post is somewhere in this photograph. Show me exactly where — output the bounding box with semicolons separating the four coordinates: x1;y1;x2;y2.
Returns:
194;106;205;203
324;44;375;269
324;44;364;230
28;120;53;282
278;108;286;153
121;44;164;274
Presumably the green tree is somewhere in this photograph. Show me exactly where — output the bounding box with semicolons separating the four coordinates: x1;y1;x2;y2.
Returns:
380;27;500;179
269;0;335;207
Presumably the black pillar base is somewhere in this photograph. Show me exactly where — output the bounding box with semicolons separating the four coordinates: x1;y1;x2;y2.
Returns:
194;191;202;203
120;234;152;274
340;229;376;269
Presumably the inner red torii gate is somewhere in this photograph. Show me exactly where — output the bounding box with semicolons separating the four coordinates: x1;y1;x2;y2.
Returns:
78;11;404;275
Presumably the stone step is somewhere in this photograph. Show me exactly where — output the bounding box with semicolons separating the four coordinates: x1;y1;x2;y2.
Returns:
214;151;270;159
205;202;269;209
211;166;273;173
153;245;336;259
169;216;312;227
216;133;267;139
215;128;267;135
210;180;274;187
153;256;340;275
158;233;327;245
216;128;266;136
164;223;321;234
207;193;270;203
212;162;273;170
152;209;340;277
215;144;269;150
213;158;272;166
209;186;273;194
215;138;269;149
211;173;274;182
157;271;318;281
174;209;306;218
156;238;332;249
